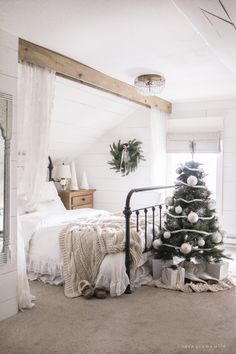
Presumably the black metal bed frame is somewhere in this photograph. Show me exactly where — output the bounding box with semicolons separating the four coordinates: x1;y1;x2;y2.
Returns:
123;186;174;293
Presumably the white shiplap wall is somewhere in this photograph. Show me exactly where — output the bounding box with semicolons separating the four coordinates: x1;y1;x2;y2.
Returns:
49;76;139;162
76;107;161;212
171;99;236;245
0;29;18;320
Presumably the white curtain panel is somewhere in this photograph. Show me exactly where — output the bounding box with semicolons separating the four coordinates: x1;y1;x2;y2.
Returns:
17;219;36;310
18;61;55;211
150;107;168;187
17;62;56;309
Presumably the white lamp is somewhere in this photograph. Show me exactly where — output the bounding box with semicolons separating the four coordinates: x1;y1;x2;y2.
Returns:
55;163;71;190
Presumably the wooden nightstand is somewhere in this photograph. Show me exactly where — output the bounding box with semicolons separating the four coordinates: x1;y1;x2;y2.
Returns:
58;189;96;210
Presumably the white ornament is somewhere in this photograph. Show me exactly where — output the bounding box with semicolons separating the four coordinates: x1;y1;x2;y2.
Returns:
208;199;216;210
175;206;182;214
214;221;219;228
212;231;222;244
165;196;173;206
176;167;182;174
198;238;205;247
153;239;163;249
187;175;198;186
163;231;171;239
187;211;199;224
180;243;192;254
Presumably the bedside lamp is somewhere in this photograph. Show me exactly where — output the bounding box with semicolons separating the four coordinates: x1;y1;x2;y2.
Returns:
55;163;71;190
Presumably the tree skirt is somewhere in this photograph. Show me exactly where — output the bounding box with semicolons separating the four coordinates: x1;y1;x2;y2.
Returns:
146;277;235;293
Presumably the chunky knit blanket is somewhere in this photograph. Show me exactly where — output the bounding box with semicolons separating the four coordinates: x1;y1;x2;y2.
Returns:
59;218;142;298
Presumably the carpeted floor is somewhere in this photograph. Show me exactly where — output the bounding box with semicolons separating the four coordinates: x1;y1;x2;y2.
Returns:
0;249;236;354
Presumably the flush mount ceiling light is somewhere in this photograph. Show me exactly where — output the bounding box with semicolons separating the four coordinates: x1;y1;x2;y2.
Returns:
134;74;165;96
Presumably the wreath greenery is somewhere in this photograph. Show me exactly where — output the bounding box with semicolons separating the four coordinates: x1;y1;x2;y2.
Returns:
108;139;145;176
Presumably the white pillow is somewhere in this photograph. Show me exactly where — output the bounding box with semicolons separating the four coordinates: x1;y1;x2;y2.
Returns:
39;182;59;203
36;181;66;213
36;199;66;213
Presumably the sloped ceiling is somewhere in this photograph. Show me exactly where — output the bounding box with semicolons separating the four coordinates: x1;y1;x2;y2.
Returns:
173;0;236;77
49;76;143;162
0;0;236;102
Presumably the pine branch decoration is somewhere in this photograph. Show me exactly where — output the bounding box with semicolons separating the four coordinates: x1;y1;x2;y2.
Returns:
108;139;145;176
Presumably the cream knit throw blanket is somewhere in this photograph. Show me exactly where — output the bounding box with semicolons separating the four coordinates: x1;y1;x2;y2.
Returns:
59;219;142;298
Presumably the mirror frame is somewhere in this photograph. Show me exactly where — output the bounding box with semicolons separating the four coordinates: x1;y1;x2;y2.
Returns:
0;92;12;265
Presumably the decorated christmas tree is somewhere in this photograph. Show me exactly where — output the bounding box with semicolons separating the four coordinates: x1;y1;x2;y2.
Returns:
153;160;227;263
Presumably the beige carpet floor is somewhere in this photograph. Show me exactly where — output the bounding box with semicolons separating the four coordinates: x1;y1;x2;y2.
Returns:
0;280;236;354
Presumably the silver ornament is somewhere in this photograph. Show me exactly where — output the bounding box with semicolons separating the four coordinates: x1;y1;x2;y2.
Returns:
175;205;182;214
176;167;182;174
163;231;171;239
180;243;192;254
187;175;198;186
187;211;199;223
198;238;205;247
212;231;222;244
153;239;163;249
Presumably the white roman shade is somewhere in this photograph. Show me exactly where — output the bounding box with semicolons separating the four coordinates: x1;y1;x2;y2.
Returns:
167;132;221;153
166;117;223;154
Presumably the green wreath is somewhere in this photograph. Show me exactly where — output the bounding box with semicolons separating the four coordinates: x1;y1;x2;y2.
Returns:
108;139;145;176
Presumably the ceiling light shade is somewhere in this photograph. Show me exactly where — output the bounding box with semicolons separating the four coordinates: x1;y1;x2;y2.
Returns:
134;74;165;96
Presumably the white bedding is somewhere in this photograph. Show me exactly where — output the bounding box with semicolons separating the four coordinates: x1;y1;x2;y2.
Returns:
20;208;152;296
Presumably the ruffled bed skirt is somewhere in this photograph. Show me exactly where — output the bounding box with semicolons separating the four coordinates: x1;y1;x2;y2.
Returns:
27;259;64;285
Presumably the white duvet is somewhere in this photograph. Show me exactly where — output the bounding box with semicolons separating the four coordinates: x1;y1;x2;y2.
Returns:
20;208;152;296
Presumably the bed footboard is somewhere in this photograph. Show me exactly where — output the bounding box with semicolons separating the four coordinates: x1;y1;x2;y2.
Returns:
123;186;174;293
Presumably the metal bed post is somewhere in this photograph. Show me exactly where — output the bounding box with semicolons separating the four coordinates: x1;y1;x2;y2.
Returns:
123;185;174;294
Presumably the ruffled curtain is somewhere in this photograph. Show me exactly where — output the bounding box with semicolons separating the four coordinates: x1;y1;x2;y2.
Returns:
17;62;56;309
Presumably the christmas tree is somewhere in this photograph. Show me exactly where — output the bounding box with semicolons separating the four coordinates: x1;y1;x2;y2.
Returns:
153;160;227;262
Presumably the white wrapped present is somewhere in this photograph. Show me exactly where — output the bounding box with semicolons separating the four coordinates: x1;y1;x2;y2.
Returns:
152;259;172;280
206;261;229;280
162;266;185;287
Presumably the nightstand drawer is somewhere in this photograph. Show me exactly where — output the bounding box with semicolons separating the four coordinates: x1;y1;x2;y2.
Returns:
58;189;96;210
72;195;92;207
72;203;93;210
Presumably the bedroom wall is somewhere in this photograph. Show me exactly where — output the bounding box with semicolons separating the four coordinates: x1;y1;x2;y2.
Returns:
76;106;161;212
171;99;236;245
0;29;18;320
49;76;139;162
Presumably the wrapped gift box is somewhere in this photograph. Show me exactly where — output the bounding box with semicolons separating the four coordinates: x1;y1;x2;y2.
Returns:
152;259;172;280
206;261;229;280
162;266;185;287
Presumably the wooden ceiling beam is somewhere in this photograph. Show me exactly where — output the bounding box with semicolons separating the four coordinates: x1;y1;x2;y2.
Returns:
19;38;172;113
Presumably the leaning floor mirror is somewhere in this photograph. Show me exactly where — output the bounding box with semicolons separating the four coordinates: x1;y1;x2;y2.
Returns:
0;92;12;264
